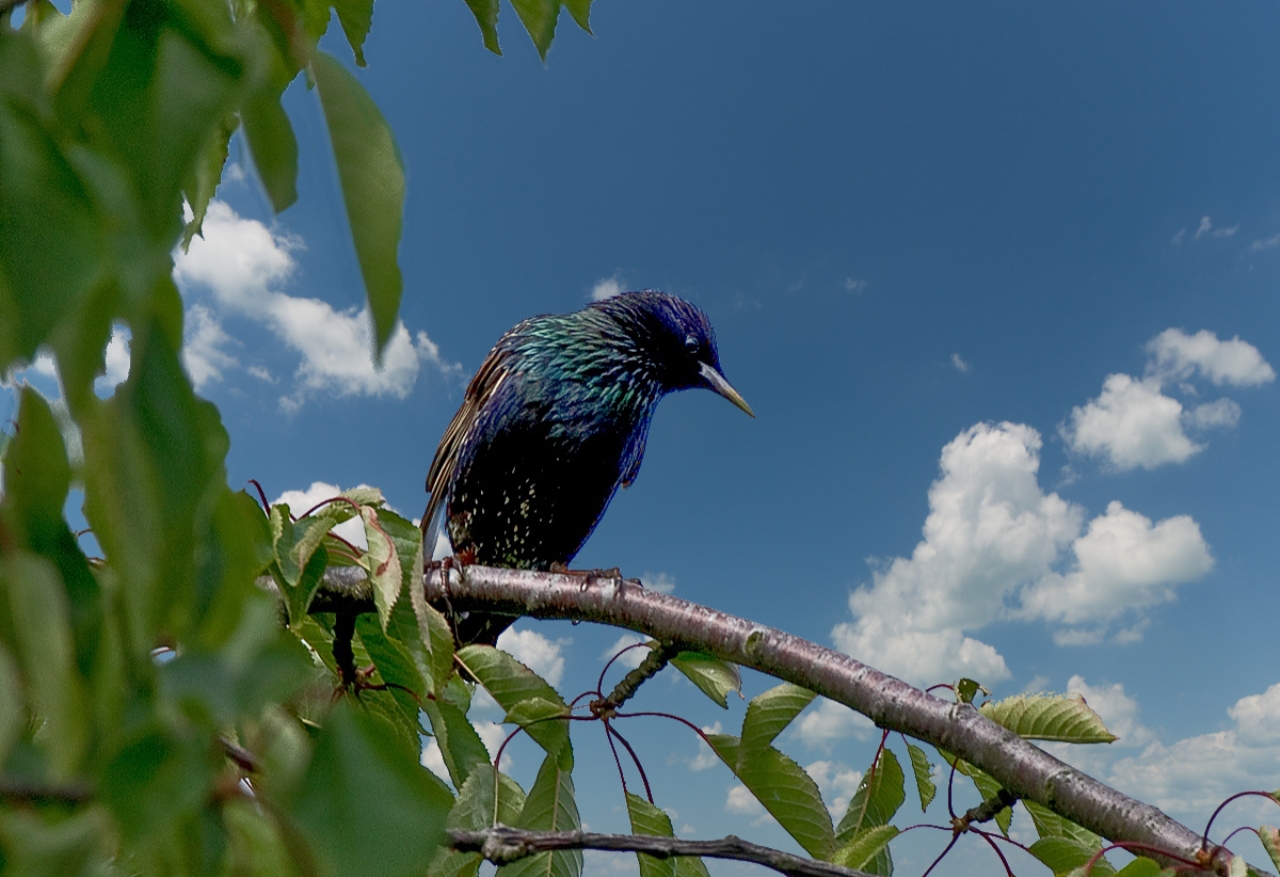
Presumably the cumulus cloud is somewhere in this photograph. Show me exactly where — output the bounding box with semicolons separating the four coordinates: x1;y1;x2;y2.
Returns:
805;761;864;816
602;633;653;671
591;275;625;301
94;325;131;394
1050;679;1280;820
273;482;376;548
685;722;722;772
726;784;767;817
1146;329;1275;388
951;353;971;374
639;572;676;595
832;422;1214;686
173;201;456;409
792;699;875;750
1062;329;1271;471
496;627;569;686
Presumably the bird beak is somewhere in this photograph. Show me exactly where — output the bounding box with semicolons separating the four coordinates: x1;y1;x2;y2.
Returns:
699;361;755;417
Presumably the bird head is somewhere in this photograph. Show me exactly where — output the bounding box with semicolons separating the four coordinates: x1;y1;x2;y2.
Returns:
595;291;754;417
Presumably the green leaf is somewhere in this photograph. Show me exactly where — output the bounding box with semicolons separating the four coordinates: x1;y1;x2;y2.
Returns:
356;614;424;724
905;743;936;812
457;644;572;768
449;764;526;829
99;724;217;843
312;50;405;356
1029;837;1116;877
0;646;23;768
0;553;89;780
1259;826;1280;872
502;696;571;765
835;748;905;875
424;698;493;790
240;40;299;213
563;0;592;33
181;113;237;250
0;806;113;877
741;683;816;752
938;750;1012;836
288;701;455;877
360;506;402;630
499;752;582;877
833;825;899;872
625;792;676;877
223;797;302;877
955;678;989;704
981;693;1118;743
463;0;501;54
1115;857;1169;877
509;0;557;60
708;735;835;861
334;0;375;66
1022;799;1110;849
669;651;741;709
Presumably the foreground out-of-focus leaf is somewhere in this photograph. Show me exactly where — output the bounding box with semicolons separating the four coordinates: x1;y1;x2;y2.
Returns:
288;702;454;877
708;735;834;861
981;693;1118;743
669;651;741;709
498;752;582;877
0;806;113;877
311;50;404;356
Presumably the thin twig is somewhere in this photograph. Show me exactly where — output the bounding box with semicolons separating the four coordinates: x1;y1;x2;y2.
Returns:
955;788;1019;831
594;641;682;715
0;776;93;804
448;827;876;877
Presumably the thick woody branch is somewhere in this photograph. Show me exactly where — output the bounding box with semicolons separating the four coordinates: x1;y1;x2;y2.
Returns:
296;565;1234;876
448;827;874;877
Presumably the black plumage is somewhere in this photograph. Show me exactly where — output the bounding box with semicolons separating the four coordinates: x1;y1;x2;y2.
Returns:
423;291;752;644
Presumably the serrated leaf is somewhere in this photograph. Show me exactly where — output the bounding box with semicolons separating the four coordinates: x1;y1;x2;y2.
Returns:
834;825;899;872
181;113;236;250
504;696;571;764
449;766;526;829
509;0;558;60
837;749;906;841
741;683;816;753
361;505;402;630
463;0;501;54
356;614;423;725
312;50;405;357
270;502;345;588
458;645;571;768
333;0;375;66
981;693;1118;743
626;792;676;877
670;651;741;709
1259;826;1280;872
1029;837;1116;877
905;743;936;812
425;699;492;790
289;702;454;877
708;735;834;861
499;752;582;877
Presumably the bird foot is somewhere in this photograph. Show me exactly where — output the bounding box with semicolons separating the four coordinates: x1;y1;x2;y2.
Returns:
426;550;476;572
549;563;623;579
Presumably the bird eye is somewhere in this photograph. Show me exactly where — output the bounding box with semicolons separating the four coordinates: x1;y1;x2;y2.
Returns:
684;333;698;353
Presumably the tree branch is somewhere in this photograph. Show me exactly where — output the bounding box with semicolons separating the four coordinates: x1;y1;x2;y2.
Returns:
448;827;876;877
291;565;1234;875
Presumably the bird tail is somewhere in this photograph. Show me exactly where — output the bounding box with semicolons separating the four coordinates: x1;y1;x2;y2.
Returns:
422;498;451;562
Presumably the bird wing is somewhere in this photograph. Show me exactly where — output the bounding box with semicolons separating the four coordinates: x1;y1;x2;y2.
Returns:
422;333;520;543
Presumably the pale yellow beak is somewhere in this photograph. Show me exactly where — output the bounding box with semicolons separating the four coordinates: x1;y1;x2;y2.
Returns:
699;361;755;418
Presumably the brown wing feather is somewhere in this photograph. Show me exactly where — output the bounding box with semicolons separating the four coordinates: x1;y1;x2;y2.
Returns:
422;333;519;536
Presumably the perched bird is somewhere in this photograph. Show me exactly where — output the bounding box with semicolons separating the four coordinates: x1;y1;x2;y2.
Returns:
424;290;752;644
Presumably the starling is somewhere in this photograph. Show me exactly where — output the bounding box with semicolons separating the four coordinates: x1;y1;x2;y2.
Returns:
424;290;752;644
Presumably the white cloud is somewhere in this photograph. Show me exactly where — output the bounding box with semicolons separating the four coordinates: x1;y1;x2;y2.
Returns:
182;305;237;390
639;571;676;595
1049;680;1280;820
951;353;971;374
805;760;864;816
1061;374;1201;471
833;422;1080;685
94;325;131;394
688;722;722;772
833;422;1214;683
1171;228;1186;246
844;278;867;293
1195;216;1213;239
591;275;625;301
174;200;456;409
602;633;653;670
496;627;569;686
792;698;874;749
1185;398;1241;430
1019;501;1212;627
1191;216;1235;240
420;738;450;781
1145;329;1275;388
273;482;371;548
1250;232;1280;251
725;784;765;816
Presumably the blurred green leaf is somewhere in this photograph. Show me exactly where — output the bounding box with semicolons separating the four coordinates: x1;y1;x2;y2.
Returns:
669;651;741;709
288;701;454;877
981;693;1118;743
1115;858;1169;877
499;752;582;877
833;825;899;873
0;645;25;769
708;734;834;861
835;748;905;875
0;806;113;877
181;112;237;250
312;50;404;356
741;683;815;753
223;798;302;877
99;725;217;844
0;553;89;780
905;742;936;813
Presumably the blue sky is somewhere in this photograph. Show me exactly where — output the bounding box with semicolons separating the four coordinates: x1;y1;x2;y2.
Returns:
6;1;1280;873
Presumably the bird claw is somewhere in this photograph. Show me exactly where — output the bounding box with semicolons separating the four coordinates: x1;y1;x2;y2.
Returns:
549;563;622;580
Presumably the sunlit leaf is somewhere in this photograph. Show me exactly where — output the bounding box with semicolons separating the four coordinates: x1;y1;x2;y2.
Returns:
312;50;405;357
1029;837;1116;877
833;825;899;872
625;792;677;877
836;748;905;875
740;683;815;753
981;693;1118;743
1259;826;1280;872
361;505;402;630
457;644;572;768
905;743;936;812
499;752;582;877
670;651;741;709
